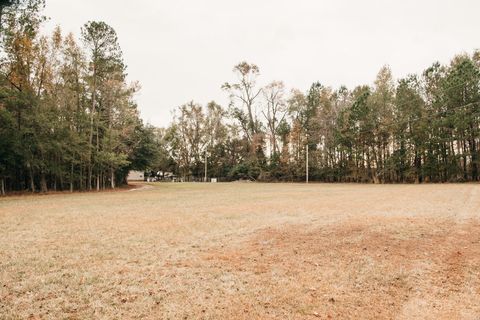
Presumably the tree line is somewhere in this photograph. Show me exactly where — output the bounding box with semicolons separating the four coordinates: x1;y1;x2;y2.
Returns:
1;1;479;195
155;56;480;183
0;0;157;195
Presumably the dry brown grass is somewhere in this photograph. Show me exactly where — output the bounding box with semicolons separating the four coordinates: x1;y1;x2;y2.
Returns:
1;183;479;319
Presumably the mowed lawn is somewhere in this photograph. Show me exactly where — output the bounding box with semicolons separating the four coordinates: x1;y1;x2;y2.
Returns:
1;183;480;319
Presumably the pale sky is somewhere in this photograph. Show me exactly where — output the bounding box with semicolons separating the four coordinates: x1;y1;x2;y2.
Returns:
43;0;480;127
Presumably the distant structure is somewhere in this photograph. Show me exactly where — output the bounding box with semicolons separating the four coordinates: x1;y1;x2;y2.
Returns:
127;170;145;181
157;171;176;181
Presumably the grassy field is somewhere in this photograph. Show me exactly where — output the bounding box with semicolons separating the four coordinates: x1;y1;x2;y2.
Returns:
1;183;480;319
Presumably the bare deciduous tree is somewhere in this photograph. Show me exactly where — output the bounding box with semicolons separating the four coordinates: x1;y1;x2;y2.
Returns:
262;81;287;156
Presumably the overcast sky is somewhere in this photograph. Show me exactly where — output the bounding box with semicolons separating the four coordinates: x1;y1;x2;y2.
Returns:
43;0;480;127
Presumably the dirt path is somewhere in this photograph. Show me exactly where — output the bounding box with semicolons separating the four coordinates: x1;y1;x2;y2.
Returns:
127;183;155;192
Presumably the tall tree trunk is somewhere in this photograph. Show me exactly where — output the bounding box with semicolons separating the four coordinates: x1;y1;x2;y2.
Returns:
110;167;115;189
70;160;74;192
80;164;84;191
88;165;92;190
0;178;5;196
462;139;468;180
29;165;35;193
469;124;478;181
59;173;64;191
366;148;372;182
372;146;380;184
40;172;47;193
382;143;386;183
88;64;97;191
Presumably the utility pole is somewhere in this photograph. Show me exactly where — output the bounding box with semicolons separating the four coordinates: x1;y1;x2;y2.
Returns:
306;133;309;184
204;150;207;182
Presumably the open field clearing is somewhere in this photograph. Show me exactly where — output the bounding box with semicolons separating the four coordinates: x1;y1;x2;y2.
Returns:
1;183;480;319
